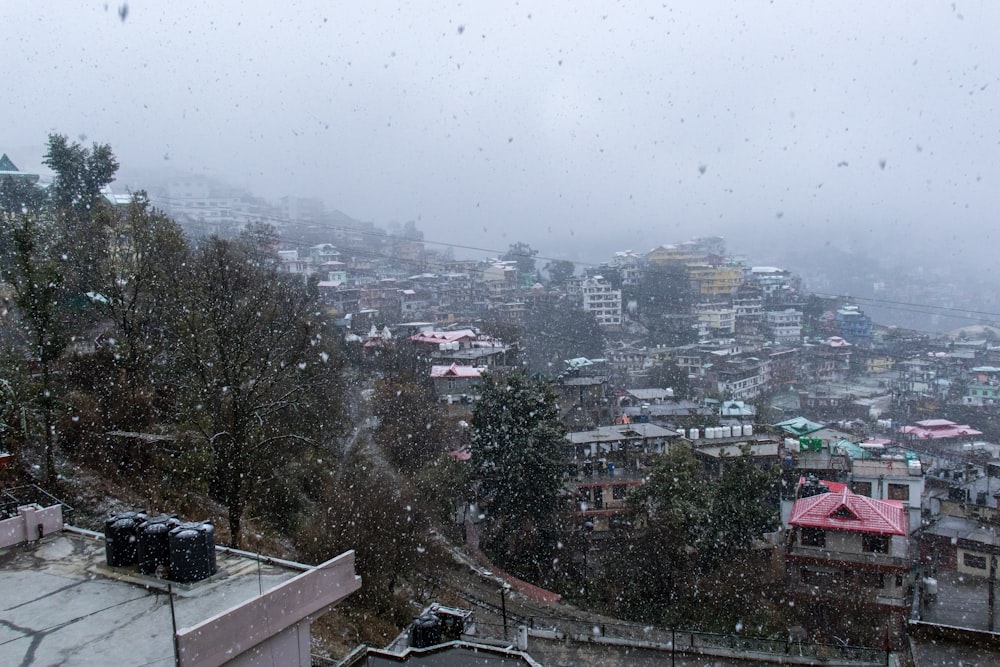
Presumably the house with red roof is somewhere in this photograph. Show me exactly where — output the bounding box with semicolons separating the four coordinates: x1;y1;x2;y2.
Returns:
430;364;483;405
899;419;982;441
785;487;910;642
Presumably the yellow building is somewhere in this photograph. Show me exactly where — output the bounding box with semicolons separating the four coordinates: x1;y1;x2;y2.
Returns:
646;244;706;265
686;264;744;297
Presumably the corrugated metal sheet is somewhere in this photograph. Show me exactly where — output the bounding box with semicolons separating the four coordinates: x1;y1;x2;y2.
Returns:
788;489;906;535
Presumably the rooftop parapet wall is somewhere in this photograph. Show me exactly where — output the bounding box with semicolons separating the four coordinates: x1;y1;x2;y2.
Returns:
0;504;64;549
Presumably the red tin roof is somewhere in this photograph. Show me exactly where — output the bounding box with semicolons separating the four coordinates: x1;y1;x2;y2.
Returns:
788;489;906;536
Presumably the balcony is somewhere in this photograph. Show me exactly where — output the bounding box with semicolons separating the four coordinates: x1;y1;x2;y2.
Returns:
787;544;908;571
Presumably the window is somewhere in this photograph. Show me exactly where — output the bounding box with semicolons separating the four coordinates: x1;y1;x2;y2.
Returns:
800;528;825;547
612;485;627;500
887;484;909;502
862;534;889;553
964;552;988;570
851;481;872;497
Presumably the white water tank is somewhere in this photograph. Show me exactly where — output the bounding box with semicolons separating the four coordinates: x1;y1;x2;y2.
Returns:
706;427;716;439
722;426;732;438
908;460;922;476
743;424;753;436
690;428;700;440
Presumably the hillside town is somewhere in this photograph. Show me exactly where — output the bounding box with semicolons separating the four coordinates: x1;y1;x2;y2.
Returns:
147;169;1000;661
4;147;1000;666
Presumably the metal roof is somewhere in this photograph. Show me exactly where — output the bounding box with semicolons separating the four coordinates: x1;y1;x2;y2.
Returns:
788;489;906;536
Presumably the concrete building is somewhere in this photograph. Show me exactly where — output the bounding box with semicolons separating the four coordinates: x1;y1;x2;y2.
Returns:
836;305;873;346
580;275;622;327
785;487;910;641
765;308;802;344
0;501;360;667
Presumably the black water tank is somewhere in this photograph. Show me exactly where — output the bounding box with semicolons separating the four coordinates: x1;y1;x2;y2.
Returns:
137;515;180;576
168;522;215;583
104;511;148;567
410;613;443;648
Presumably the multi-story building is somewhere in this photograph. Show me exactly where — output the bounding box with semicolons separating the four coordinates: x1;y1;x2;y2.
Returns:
646;244;707;266
747;266;798;300
565;423;682;531
801;337;853;383
481;262;519;301
765;308;803;344
610;250;644;286
964;383;1000;406
687;264;744;298
785;486;910;641
848;456;925;532
696;303;736;336
836;305;873;346
581;275;623;327
714;356;768;400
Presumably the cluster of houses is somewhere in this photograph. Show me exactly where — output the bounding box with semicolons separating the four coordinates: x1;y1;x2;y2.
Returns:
275;229;1000;650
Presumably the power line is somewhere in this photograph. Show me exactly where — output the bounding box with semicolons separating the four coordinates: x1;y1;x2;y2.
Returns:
164;206;998;335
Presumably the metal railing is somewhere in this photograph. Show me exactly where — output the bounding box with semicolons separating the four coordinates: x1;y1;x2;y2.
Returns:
477;613;886;665
1;484;75;523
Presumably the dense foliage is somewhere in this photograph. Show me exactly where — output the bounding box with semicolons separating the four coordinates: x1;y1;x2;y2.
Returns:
0;136;346;549
471;373;569;584
605;445;781;630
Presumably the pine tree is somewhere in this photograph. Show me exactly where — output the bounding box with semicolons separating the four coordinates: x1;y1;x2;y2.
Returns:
471;373;567;582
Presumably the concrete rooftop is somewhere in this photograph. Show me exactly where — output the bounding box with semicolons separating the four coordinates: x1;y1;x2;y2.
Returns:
0;529;303;666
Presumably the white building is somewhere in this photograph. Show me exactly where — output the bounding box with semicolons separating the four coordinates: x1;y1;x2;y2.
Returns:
581;275;623;327
696;303;736;336
765;308;803;343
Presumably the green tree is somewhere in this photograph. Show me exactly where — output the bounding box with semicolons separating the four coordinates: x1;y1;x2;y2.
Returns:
625;265;697;346
295;457;436;619
704;447;778;570
522;298;605;376
0;175;45;216
0;211;81;486
90;192;188;429
471;373;567;582
642;359;691;397
43;135;119;304
613;445;709;624
167;226;344;547
372;378;449;471
43;134;119;220
544;259;575;286
501;241;538;281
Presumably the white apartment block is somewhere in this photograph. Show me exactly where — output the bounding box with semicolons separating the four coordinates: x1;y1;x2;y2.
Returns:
582;275;623;327
766;308;803;343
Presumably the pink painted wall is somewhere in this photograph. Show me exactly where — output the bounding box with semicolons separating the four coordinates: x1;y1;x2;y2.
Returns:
0;504;64;549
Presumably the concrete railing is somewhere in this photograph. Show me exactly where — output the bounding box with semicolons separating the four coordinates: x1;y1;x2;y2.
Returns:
0;503;64;549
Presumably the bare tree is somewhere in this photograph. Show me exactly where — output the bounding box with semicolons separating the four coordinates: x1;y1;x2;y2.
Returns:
167;226;343;547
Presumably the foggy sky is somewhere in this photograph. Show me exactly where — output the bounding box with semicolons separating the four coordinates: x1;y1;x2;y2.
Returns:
3;1;1000;266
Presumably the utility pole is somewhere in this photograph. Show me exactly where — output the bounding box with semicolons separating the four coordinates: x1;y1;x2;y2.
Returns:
500;582;510;639
990;554;997;632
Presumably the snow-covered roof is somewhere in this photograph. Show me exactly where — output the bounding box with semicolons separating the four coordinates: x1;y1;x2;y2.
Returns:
430;364;482;379
411;329;477;344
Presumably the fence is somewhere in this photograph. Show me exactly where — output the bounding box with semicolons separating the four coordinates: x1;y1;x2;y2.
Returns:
481;613;886;665
1;485;74;523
